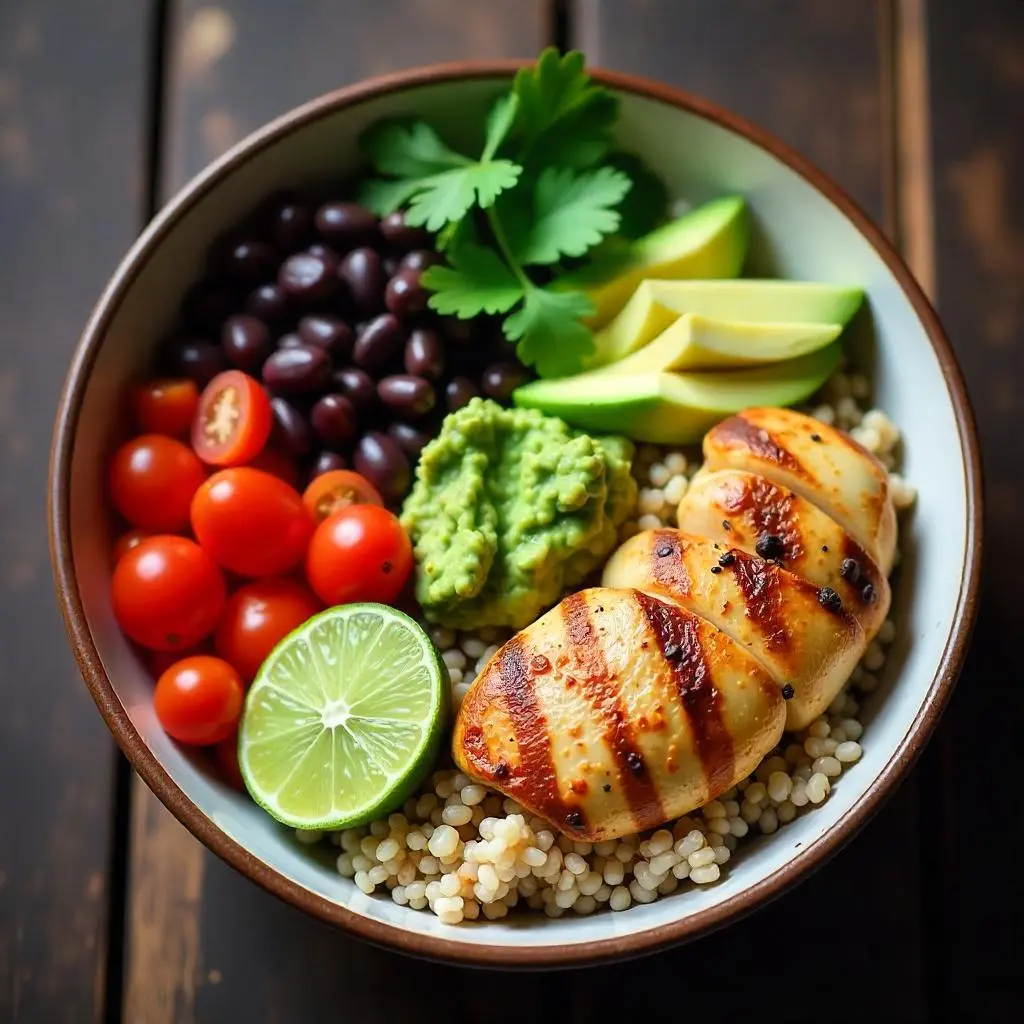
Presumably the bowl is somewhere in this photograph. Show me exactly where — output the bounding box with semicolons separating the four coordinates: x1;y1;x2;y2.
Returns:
49;60;982;966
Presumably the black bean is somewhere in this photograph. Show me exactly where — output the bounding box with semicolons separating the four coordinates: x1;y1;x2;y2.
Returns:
355;431;411;503
278;250;339;302
314;201;377;248
384;269;428;319
379;210;430;249
353;314;406;371
377;375;436;418
403;328;445;380
261;344;332;395
276;333;304;349
382;257;399;276
246;283;289;324
298;315;354;360
445;377;478;412
221;314;271;371
339;248;384;316
220;239;277;284
165;337;226;388
387;422;432;457
332;367;378;416
309;450;347;480
270;397;312;457
306;243;339;261
399;249;443;273
481;361;529;403
311;394;358;448
271;200;313;251
182;283;237;333
437;315;474;346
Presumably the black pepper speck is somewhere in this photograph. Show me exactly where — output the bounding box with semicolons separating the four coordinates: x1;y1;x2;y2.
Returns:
810;433;822;443
755;533;785;560
656;545;673;558
861;581;877;604
603;783;612;793
566;809;584;829
626;751;644;776
839;558;861;583
663;642;680;660
782;683;795;700
718;551;736;567
494;761;509;780
818;586;843;613
710;565;722;574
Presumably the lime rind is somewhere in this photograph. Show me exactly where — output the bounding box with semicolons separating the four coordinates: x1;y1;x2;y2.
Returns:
238;603;447;831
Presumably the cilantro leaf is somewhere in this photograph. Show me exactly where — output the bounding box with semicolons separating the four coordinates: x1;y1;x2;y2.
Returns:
360;119;469;177
504;285;595;377
604;151;669;239
357;177;423;216
482;93;519;161
403;160;522;232
517;166;631;265
422;242;524;318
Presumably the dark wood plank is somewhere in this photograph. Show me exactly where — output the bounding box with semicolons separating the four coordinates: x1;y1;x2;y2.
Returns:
572;1;931;1019
920;2;1024;1018
0;1;150;1021
124;3;551;1021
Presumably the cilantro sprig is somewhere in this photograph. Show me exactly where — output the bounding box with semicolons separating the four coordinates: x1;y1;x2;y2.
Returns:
357;48;665;378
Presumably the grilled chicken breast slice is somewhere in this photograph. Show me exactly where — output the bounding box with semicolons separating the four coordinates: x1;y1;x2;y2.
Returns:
453;587;784;842
679;468;890;639
702;407;896;573
601;530;865;730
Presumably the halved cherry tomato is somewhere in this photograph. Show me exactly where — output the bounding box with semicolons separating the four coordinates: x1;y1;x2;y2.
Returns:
131;378;199;437
191;467;314;577
302;470;383;522
246;447;301;489
108;434;206;531
215;577;321;681
154;655;244;745
305;504;412;606
212;730;246;789
113;528;151;565
112;535;226;651
191;370;272;467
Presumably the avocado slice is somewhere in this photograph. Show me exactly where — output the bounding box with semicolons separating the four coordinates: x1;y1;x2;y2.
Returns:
589;279;864;368
513;344;841;444
591;313;842;374
567;196;749;329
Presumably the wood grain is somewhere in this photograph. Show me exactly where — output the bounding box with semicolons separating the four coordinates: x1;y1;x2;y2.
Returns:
570;2;929;1019
0;1;149;1021
124;3;551;1021
919;2;1024;1018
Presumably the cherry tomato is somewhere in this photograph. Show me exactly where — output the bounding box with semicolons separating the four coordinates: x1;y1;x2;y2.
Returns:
246;447;301;489
113;528;151;565
191;370;272;467
154;655;244;745
302;470;383;523
191;467;314;577
112;536;226;651
215;578;321;681
305;505;412;606
212;730;246;789
108;434;206;531
131;378;199;437
144;641;211;680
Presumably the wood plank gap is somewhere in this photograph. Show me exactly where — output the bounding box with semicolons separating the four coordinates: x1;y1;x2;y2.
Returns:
552;0;572;52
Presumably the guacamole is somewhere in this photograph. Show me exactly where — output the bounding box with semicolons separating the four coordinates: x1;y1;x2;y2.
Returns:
401;398;636;630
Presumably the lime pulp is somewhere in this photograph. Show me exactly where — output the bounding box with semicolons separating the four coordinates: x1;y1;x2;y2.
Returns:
238;603;447;830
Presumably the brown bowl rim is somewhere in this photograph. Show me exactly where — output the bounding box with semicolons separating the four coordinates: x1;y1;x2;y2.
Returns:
49;59;983;968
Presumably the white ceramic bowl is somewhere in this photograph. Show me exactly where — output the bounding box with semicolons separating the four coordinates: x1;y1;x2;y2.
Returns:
50;62;982;966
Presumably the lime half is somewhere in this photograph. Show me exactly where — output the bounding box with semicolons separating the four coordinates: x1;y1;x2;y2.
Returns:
239;603;447;830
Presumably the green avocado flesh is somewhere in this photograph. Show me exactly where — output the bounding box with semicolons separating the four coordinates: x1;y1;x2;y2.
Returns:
590;313;842;373
400;399;636;631
572;196;750;328
513;344;842;444
589;279;864;368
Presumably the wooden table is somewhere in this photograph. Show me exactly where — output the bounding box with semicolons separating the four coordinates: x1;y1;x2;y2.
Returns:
1;2;1020;1020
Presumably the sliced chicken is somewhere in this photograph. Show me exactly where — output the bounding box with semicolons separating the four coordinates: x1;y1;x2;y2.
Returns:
702;407;896;573
453;587;784;842
679;468;891;639
601;531;864;730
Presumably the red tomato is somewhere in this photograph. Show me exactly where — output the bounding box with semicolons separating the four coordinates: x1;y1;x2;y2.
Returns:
108;434;206;531
131;378;199;437
191;370;272;466
191;468;314;577
112;536;226;651
302;470;383;523
212;731;246;789
305;505;412;606
246;447;301;489
215;578;321;681
154;655;244;745
113;528;151;565
144;641;211;680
